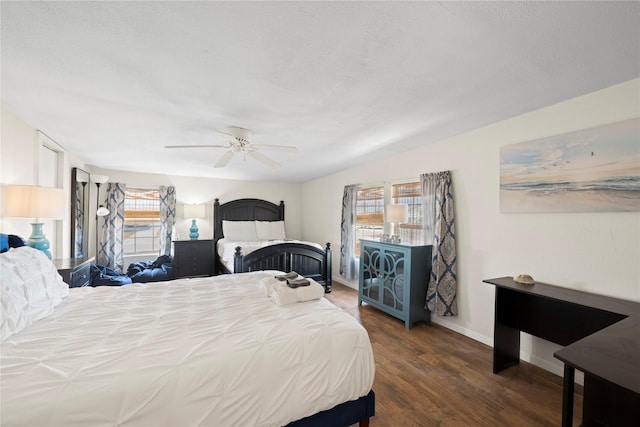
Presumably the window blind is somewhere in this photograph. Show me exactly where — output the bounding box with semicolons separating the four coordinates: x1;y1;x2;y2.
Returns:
392;182;424;245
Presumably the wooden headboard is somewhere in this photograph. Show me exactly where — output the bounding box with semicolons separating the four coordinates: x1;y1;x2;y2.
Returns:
213;198;285;242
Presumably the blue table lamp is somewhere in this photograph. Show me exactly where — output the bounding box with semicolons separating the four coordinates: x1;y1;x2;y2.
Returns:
2;184;65;259
184;204;206;240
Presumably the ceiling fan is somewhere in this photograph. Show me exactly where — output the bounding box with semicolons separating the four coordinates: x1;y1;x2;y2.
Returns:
164;127;297;169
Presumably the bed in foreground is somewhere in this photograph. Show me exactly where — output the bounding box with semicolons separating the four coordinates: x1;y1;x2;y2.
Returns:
1;247;375;427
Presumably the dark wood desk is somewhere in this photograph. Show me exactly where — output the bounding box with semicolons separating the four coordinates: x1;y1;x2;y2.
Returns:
484;277;640;427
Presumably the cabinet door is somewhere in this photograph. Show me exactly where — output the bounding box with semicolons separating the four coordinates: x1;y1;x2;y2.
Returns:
361;243;406;315
381;247;405;314
361;244;382;302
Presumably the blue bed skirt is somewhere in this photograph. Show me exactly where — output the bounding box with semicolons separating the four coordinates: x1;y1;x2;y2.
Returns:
285;390;375;427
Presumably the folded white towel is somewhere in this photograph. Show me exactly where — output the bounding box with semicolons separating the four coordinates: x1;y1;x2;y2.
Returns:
260;277;282;297
269;278;325;306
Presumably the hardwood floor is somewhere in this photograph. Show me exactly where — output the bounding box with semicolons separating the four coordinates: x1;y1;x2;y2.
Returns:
325;283;583;427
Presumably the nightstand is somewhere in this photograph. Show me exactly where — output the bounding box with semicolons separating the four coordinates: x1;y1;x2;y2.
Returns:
173;239;214;278
52;257;95;288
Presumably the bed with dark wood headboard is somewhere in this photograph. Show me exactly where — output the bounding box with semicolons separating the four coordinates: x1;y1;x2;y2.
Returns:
213;198;332;292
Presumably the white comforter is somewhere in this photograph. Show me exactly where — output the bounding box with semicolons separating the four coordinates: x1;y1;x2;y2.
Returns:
217;239;324;272
0;271;375;427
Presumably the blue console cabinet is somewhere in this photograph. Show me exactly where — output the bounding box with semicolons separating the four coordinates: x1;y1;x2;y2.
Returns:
358;239;432;329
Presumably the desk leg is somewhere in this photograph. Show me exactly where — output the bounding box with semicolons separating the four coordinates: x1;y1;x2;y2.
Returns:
493;287;521;373
561;364;575;427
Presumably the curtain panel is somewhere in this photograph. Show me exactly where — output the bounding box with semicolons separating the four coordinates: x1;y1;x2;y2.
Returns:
159;186;176;256
421;171;458;316
340;184;359;281
99;183;126;272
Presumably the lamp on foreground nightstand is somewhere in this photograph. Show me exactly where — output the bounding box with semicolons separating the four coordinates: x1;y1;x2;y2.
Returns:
184;204;205;240
2;184;65;259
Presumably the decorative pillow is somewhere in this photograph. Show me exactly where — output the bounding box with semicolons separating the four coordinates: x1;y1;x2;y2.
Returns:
8;235;26;248
0;246;69;340
255;221;287;240
222;220;259;241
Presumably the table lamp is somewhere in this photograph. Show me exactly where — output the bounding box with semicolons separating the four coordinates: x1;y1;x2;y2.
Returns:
184;204;206;240
386;204;408;243
2;184;65;259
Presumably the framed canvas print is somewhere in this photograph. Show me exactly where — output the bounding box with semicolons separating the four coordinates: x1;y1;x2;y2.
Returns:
500;118;640;213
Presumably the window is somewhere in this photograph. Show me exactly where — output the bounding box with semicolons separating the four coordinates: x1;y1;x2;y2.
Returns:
353;181;424;256
354;186;384;255
123;188;161;255
392;182;424;245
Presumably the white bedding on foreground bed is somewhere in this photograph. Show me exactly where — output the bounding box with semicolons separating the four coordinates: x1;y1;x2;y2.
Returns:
217;238;324;272
1;263;374;426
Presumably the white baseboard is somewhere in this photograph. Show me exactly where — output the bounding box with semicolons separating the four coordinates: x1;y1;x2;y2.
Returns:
430;316;493;347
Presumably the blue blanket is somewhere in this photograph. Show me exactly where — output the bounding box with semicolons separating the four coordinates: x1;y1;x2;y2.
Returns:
126;255;175;283
90;264;133;286
91;255;175;286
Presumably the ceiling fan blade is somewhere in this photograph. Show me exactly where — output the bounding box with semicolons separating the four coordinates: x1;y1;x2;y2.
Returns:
248;151;281;169
252;144;298;153
214;151;235;168
164;144;228;149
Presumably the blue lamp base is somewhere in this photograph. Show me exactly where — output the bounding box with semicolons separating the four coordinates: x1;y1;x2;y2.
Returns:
27;222;52;259
189;219;199;240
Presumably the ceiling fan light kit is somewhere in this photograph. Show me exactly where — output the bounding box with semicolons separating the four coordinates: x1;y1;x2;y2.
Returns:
164;127;297;169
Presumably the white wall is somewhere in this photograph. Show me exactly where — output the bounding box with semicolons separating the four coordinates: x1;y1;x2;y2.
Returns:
301;78;640;377
1;108;40;241
1;107;87;258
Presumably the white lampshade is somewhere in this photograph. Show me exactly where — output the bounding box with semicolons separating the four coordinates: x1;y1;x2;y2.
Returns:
96;206;110;217
184;204;206;219
2;185;65;219
386;204;408;224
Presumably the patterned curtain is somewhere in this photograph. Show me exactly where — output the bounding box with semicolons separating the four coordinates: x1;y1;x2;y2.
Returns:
99;183;126;272
421;171;458;316
339;184;359;280
158;186;176;256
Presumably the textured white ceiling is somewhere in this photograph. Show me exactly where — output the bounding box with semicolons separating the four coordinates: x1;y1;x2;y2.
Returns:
2;1;639;182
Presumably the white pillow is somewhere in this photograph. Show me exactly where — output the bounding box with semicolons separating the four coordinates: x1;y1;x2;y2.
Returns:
255;221;287;240
0;246;69;340
222;220;258;241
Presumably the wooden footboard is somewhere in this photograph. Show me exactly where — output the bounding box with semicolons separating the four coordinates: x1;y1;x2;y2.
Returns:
233;242;332;292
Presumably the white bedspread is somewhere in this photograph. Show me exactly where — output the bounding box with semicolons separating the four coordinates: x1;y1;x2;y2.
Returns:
217;239;324;272
0;271;375;427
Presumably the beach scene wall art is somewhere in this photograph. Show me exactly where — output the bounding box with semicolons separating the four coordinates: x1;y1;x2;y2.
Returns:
500;118;640;213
